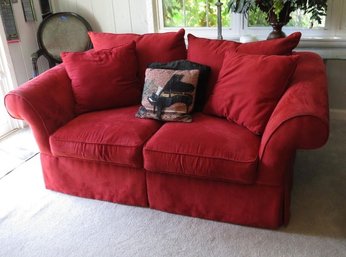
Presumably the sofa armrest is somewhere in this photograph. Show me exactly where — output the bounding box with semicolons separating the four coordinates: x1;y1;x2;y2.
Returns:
257;52;329;185
4;65;75;154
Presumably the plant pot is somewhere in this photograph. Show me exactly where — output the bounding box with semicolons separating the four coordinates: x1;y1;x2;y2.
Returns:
267;22;286;40
265;2;292;40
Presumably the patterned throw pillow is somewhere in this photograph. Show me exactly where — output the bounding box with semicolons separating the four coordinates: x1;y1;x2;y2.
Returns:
148;60;210;112
136;68;200;122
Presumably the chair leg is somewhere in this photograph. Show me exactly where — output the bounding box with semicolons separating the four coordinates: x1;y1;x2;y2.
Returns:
31;51;40;78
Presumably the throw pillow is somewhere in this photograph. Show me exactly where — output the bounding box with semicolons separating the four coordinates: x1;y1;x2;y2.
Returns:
61;41;141;114
236;32;301;55
88;29;187;84
148;60;210;111
136;68;200;122
187;32;301;96
203;51;299;135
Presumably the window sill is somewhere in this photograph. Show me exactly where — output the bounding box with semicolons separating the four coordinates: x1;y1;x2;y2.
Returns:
296;48;346;60
299;37;346;48
160;27;346;59
297;38;346;59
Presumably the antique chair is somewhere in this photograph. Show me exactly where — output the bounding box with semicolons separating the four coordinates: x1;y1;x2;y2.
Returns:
31;12;92;77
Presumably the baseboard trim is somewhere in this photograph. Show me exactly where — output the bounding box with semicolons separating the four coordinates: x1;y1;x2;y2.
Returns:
330;109;346;120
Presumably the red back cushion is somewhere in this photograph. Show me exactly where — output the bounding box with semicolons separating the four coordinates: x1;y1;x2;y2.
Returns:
187;34;238;95
61;42;141;114
204;52;299;135
89;29;187;83
187;32;301;102
237;32;302;55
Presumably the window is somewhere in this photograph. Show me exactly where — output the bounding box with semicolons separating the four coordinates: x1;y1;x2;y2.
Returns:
154;0;346;40
162;0;230;27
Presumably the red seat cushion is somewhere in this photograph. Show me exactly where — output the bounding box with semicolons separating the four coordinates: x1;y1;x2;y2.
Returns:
89;29;187;84
50;106;162;168
143;113;260;184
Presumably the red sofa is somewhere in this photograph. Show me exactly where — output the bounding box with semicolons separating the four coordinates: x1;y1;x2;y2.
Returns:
4;29;329;229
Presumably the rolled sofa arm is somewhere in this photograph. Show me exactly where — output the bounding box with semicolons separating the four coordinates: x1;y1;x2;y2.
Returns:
257;52;329;186
4;65;75;154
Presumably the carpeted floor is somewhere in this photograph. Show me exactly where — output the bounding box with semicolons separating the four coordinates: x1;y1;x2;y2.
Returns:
0;120;345;257
0;128;39;179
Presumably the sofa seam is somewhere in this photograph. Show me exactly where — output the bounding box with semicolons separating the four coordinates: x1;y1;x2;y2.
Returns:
46;152;143;169
147;169;255;185
50;137;142;148
6;93;52;150
144;148;258;163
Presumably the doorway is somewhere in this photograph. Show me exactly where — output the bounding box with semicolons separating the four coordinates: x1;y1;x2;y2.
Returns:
0;15;21;138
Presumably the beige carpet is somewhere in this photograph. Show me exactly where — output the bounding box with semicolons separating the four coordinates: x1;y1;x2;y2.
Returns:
0;128;39;179
0;120;345;257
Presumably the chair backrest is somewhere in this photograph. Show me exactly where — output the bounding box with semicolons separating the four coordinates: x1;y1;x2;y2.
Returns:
38;12;92;63
32;12;92;77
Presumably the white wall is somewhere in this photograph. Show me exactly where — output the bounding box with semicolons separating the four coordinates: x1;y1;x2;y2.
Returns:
50;0;149;33
326;60;346;120
7;0;44;85
3;0;150;87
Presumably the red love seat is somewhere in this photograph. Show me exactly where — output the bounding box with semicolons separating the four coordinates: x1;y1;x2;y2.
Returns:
4;29;329;228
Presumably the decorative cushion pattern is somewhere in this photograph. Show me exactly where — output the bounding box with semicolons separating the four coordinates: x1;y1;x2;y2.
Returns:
204;52;299;135
148;60;211;112
136;68;199;122
88;29;187;84
61;42;141;114
187;32;302;96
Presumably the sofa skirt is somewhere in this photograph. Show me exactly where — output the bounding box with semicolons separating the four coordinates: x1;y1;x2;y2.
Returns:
146;172;287;229
40;154;149;207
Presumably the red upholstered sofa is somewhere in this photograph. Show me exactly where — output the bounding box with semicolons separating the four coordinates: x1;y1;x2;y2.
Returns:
4;29;329;229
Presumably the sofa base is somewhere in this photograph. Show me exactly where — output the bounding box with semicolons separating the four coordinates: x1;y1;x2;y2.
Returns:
146;172;286;229
39;153;290;228
40;154;148;207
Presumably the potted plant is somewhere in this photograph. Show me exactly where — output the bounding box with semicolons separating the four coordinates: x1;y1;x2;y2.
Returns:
227;0;328;39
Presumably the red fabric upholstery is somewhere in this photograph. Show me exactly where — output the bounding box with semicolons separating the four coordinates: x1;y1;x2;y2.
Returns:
89;29;187;83
4;36;329;229
204;52;299;135
41;153;148;206
236;32;301;55
50;106;162;168
257;52;329;186
4;65;75;154
144;113;260;184
146;172;283;229
187;32;301;100
187;34;238;97
61;42;141;114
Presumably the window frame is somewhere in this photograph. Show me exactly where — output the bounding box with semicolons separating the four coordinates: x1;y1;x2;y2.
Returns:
151;0;346;42
155;0;240;37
